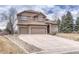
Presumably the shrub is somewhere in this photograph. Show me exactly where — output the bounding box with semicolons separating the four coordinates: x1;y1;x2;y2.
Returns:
51;32;57;35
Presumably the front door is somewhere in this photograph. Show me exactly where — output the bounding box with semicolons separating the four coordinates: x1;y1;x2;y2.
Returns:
47;25;50;34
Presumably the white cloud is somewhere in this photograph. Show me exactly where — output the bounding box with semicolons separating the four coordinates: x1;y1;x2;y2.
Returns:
71;10;78;19
46;14;54;20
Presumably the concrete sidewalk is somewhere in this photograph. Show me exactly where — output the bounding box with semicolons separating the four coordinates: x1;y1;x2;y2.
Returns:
18;34;79;54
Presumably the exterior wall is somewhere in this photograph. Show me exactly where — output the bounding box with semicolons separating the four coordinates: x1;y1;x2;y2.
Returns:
49;24;58;34
17;12;46;23
17;15;34;23
21;12;37;17
37;15;46;21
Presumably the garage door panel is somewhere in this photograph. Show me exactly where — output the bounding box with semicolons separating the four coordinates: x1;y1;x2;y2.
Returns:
19;27;28;34
31;28;46;34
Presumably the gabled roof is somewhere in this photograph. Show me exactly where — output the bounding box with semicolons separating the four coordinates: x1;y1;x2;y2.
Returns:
17;10;46;17
44;21;57;24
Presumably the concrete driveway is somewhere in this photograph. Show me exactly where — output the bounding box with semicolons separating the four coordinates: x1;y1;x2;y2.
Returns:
18;34;79;54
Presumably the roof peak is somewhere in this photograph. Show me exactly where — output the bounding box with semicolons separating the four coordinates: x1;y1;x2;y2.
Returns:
17;10;46;17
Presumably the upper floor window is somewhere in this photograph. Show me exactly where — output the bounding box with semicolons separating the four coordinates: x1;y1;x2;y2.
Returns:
20;16;29;20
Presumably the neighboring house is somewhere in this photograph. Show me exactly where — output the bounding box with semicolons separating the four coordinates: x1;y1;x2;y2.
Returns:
16;10;58;34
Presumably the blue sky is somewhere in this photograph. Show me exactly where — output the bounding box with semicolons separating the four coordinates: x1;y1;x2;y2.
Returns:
0;5;79;29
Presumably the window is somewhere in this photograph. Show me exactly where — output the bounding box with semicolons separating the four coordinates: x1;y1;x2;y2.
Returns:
21;16;29;20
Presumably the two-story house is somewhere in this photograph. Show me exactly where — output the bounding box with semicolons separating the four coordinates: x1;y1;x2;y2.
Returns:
16;10;58;34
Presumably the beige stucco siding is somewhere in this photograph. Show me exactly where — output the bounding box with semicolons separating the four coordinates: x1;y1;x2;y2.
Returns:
37;15;45;21
21;13;37;17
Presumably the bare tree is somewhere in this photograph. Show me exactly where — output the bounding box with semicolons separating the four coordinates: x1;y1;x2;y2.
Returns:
0;12;9;33
6;7;17;34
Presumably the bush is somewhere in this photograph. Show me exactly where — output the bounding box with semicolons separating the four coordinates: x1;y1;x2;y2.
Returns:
50;32;57;35
77;31;79;33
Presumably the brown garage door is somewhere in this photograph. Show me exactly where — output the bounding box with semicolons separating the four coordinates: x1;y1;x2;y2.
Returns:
19;27;28;34
31;28;47;34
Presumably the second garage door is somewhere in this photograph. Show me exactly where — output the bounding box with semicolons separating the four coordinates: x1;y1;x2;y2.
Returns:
31;28;47;34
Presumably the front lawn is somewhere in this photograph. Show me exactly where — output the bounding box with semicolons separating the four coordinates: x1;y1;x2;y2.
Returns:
0;36;24;54
56;33;79;41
